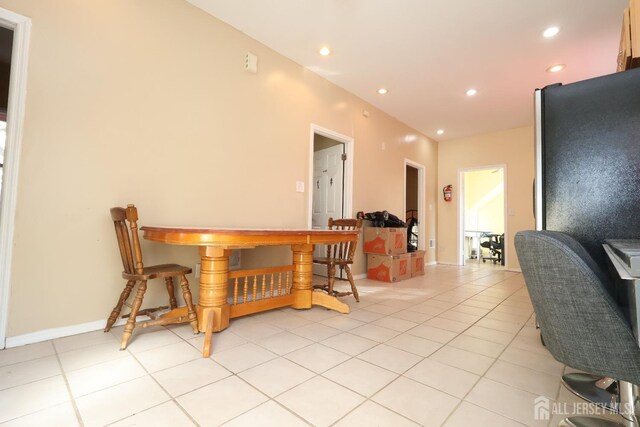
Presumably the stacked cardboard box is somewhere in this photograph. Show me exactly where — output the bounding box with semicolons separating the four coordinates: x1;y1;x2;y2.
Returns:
410;250;426;277
367;252;411;282
364;226;424;282
363;227;407;255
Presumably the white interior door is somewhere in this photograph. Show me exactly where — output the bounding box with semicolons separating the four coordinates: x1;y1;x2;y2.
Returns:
312;143;344;275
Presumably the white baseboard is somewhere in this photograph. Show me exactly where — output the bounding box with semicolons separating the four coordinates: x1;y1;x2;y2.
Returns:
5;317;128;349
425;261;437;266
353;273;367;280
436;261;461;266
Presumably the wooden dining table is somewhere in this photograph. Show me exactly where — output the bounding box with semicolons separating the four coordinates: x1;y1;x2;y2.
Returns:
141;226;360;357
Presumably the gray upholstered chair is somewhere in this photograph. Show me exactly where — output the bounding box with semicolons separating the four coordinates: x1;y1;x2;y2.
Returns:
515;230;640;427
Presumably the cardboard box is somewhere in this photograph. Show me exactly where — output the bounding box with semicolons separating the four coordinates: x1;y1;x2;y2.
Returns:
363;227;407;255
367;253;411;282
410;250;426;277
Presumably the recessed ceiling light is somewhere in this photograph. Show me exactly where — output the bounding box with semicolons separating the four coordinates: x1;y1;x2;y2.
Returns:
543;26;559;38
319;47;331;56
437;129;444;135
377;88;388;95
466;89;477;96
547;64;565;73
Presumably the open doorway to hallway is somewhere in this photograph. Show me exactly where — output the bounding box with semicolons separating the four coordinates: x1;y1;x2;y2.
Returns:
0;27;13;200
459;167;506;267
404;159;426;254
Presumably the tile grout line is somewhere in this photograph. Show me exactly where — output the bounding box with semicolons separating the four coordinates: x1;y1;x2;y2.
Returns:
206;282;455;425
162;323;326;426
327;271;529;426
120;339;203;427
279;269;517;425
53;343;86;427
223;327;392;425
1;266;544;426
438;317;536;426
370;274;522;424
54;328;204;426
406;272;535;425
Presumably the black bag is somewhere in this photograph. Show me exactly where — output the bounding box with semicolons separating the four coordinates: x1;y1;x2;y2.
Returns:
356;210;406;228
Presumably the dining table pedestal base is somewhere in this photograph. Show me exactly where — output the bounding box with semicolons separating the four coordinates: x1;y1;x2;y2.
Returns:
142;227;360;357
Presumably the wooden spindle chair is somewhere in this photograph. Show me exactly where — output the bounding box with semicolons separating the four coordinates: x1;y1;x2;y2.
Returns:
106;204;198;349
313;218;363;302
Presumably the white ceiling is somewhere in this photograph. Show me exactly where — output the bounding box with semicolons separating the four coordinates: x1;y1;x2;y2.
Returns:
186;0;628;141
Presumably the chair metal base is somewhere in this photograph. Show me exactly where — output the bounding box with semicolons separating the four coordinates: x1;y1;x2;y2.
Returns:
562;373;620;414
559;416;625;427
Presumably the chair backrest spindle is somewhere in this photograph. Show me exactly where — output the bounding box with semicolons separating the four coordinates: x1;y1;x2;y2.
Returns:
325;217;363;262
110;204;145;275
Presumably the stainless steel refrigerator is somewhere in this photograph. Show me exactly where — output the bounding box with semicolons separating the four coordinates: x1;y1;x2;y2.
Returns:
534;67;640;268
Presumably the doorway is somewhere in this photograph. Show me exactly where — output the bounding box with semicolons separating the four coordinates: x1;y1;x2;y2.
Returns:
308;125;353;276
0;8;30;349
0;27;12;195
404;160;426;252
458;166;506;267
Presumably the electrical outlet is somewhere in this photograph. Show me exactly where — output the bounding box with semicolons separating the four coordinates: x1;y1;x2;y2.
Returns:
244;52;258;73
429;239;436;249
195;263;201;278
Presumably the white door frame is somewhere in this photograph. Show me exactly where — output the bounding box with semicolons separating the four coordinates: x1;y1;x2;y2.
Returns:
0;8;31;348
457;164;508;267
307;124;353;228
404;159;426;251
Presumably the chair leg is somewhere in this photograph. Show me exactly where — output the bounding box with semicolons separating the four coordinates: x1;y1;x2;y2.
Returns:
562;373;620;414
327;263;336;297
179;274;199;334
345;265;359;302
120;280;147;350
619;380;639;426
105;280;135;332
165;277;178;309
559;380;638;426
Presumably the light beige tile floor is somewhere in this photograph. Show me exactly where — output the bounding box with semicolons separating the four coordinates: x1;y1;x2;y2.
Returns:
0;263;624;426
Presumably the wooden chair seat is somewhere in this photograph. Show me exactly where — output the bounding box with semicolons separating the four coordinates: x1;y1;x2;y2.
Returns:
106;204;198;350
122;264;191;280
313;218;363;302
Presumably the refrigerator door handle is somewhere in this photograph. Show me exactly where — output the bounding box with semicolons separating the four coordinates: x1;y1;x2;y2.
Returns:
534;89;544;230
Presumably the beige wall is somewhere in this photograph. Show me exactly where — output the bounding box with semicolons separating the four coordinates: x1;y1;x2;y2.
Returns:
463;168;504;234
437;126;534;270
1;0;438;336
